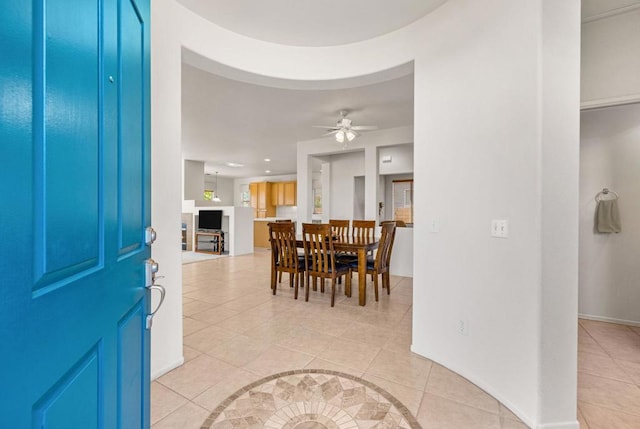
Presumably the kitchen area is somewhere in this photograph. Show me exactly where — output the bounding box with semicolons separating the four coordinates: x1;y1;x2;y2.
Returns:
249;179;298;248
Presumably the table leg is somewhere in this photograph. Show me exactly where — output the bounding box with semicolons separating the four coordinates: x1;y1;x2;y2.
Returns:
358;247;366;306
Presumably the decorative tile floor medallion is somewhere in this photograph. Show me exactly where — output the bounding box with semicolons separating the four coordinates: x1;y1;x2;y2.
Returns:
201;369;422;429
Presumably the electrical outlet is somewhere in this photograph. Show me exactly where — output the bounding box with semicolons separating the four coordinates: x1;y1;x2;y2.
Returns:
430;218;441;233
458;319;469;336
491;219;509;238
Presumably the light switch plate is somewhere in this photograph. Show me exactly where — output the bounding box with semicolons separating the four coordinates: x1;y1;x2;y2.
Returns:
491;219;509;238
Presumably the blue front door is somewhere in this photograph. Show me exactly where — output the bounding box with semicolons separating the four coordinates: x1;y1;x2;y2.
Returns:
0;0;151;427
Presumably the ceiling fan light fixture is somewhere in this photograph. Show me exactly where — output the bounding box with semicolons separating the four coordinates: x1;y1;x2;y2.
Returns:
335;130;345;143
346;130;356;141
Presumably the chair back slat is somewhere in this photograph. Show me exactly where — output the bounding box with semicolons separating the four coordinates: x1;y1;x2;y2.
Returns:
376;222;397;271
302;223;334;275
329;219;350;238
352;220;376;239
268;222;297;269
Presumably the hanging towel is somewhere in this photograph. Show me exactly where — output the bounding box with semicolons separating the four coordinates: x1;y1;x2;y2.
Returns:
596;199;621;233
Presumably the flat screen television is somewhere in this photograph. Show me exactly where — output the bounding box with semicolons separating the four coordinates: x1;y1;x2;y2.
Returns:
198;210;222;230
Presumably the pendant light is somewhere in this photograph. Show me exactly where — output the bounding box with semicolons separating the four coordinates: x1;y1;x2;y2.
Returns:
212;172;221;202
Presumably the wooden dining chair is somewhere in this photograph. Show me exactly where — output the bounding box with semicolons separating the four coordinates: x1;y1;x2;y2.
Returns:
302;223;351;307
329;219;356;270
275;219;294;282
329;219;350;238
348;221;397;301
352;219;376;260
352;220;376;239
268;222;305;299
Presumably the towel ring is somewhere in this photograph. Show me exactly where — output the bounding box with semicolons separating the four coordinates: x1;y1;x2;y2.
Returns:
595;188;619;202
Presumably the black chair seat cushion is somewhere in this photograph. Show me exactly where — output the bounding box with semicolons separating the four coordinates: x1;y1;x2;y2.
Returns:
336;253;358;264
276;256;307;270
307;261;351;274
348;259;375;270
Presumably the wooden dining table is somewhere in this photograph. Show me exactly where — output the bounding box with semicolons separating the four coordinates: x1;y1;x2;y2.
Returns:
296;236;379;306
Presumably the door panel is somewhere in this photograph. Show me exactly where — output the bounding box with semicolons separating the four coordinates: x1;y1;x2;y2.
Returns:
33;345;102;429
0;0;151;426
119;0;145;255
118;303;145;428
35;0;102;290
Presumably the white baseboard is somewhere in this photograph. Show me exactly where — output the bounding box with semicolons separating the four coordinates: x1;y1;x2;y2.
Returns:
581;93;640;110
537;421;579;429
578;313;640;327
151;356;185;381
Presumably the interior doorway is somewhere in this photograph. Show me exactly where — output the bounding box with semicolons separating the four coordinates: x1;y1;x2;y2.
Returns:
578;102;640;325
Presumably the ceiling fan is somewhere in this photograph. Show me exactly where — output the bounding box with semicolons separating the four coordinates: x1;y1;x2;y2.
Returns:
313;110;378;147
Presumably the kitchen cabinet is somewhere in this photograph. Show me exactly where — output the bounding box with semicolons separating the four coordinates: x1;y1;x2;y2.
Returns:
253;221;271;248
249;183;258;210
283;181;296;206
270;181;297;206
249;181;275;218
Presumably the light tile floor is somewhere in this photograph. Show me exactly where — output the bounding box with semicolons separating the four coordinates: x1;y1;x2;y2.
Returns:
150;249;640;428
577;319;640;428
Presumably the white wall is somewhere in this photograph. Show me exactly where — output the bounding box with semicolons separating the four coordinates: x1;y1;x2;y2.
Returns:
150;0;184;379
204;175;234;205
326;151;365;219
579;103;640;325
581;7;640;108
379;144;413;175
298;127;413;224
151;1;580;427
183;159;204;200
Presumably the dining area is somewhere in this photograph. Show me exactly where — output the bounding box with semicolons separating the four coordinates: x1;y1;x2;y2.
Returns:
267;219;398;307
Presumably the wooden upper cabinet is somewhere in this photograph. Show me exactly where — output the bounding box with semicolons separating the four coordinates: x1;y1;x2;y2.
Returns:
250;181;275;218
249;183;258;209
269;181;297;207
257;182;268;208
271;182;282;206
283;182;296;206
250;181;296;216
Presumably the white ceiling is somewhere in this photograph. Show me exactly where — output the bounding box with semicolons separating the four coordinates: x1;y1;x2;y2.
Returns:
176;0;447;47
181;64;414;178
180;0;640;180
177;2;431;179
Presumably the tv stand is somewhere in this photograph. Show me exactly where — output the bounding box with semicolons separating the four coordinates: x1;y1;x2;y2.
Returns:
195;231;224;255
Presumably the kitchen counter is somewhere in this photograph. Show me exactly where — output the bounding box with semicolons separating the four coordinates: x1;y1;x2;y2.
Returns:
253;217;296;222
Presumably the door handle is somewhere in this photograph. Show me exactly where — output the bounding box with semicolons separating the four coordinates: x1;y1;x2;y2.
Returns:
145;258;165;329
145;283;166;330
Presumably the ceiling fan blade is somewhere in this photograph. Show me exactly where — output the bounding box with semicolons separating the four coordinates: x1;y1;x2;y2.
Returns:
351;125;378;131
312;125;340;130
322;130;339;136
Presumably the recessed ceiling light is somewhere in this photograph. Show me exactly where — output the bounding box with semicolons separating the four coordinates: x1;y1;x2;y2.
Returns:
225;162;244;168
265;170;271;173
264;158;271;162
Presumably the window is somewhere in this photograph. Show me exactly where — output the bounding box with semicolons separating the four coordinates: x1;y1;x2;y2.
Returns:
313;188;322;214
392;180;413;224
312;179;322;214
